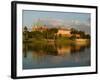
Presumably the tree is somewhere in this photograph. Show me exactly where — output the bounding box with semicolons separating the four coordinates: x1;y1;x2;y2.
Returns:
31;31;43;39
70;34;77;40
23;26;29;40
48;28;58;39
24;26;28;31
85;34;90;39
71;28;78;34
42;30;48;39
50;28;58;33
78;31;85;38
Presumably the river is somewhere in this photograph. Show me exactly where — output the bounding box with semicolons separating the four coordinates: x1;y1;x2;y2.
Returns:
23;42;90;69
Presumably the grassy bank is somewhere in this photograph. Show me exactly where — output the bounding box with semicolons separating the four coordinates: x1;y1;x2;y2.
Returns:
23;37;90;47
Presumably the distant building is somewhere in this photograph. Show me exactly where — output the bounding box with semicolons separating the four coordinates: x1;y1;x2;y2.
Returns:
75;34;81;38
57;28;72;37
32;25;48;32
32;23;81;38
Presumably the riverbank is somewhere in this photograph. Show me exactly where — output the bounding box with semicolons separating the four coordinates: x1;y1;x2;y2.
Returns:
23;38;90;46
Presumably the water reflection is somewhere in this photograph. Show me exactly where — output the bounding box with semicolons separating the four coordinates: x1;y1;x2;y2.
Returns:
23;42;90;56
23;42;90;69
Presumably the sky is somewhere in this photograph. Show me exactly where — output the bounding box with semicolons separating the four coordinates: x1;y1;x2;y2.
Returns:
22;10;91;34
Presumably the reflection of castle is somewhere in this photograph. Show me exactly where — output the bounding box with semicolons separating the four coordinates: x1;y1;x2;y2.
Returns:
23;41;89;57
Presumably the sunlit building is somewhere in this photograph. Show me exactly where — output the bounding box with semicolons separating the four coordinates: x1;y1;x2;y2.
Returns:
57;28;72;37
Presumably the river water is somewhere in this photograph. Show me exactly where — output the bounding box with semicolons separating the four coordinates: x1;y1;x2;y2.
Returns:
23;42;90;69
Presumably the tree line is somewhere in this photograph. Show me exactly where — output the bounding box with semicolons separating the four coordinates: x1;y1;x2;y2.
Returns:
23;26;90;41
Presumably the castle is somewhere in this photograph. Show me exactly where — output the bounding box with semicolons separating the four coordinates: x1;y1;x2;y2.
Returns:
32;22;80;38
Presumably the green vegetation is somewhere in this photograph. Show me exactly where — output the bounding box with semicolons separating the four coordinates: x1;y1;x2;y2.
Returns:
70;28;90;39
23;26;90;45
23;27;58;40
